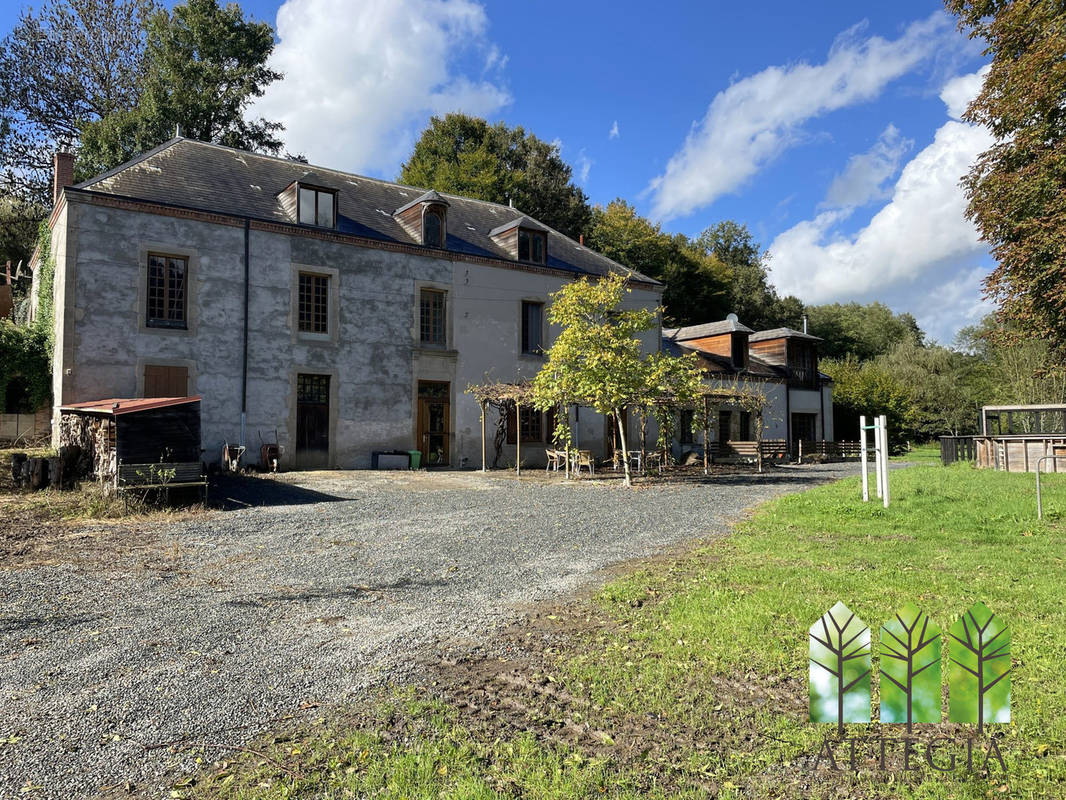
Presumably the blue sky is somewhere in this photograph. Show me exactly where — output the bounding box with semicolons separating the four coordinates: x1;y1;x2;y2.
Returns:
3;0;994;343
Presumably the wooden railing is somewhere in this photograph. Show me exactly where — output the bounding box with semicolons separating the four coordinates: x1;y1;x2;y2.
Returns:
940;435;976;466
798;440;863;460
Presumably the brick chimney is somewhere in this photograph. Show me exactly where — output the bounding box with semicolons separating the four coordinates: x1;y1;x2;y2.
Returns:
53;151;75;205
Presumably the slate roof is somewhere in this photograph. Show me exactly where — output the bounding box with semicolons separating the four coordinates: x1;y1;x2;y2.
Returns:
74;138;658;284
748;327;821;343
662;319;754;340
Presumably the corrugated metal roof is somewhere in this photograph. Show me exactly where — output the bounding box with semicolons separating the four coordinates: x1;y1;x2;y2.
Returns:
60;396;202;416
75;138;657;285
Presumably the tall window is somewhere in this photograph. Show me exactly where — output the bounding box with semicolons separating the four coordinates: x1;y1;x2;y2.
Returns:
521;301;543;354
679;409;694;444
298;273;330;333
420;288;446;346
423;209;444;247
517;229;546;264
507;406;543;443
146;253;187;329
298;186;336;227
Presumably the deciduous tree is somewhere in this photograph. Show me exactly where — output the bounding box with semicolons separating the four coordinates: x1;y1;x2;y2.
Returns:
947;0;1066;356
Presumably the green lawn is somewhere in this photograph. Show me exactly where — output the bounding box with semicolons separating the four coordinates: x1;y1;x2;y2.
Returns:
892;441;942;463
192;464;1066;799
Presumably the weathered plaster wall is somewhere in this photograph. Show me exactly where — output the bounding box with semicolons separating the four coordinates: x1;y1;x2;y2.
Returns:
52;198;663;469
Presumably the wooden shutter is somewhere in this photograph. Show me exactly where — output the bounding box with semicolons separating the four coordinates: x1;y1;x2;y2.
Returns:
144;365;189;397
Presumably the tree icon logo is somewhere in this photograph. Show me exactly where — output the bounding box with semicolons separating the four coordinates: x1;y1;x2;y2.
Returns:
948;602;1012;733
879;604;941;732
809;602;872;734
808;602;1011;732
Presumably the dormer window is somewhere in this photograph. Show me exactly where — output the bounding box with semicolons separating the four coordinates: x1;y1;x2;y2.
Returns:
298;185;336;228
518;229;546;264
394;190;449;248
489;216;549;264
423;206;445;248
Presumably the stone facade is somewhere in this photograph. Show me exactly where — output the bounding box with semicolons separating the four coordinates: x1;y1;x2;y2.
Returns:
47;193;662;469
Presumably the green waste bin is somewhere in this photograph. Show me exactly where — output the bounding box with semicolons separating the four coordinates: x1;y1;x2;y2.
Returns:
408;450;422;469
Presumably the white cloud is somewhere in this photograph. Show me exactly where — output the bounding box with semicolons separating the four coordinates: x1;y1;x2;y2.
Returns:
647;13;956;220
575;149;592;184
254;0;511;176
824;124;912;208
941;64;990;120
608;120;620;140
767;69;994;343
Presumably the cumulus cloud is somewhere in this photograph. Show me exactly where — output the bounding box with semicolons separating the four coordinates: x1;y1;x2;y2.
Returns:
254;0;511;175
647;14;956;220
766;68;994;343
824;125;912;208
609;120;620;140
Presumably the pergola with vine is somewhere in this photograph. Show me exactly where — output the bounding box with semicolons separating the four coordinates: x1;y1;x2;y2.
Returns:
465;380;768;477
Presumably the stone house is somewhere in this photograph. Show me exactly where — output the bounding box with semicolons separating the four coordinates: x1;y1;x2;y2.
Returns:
662;318;834;457
38;138;662;469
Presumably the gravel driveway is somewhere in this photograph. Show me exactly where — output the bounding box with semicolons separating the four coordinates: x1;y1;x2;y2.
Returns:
0;463;866;798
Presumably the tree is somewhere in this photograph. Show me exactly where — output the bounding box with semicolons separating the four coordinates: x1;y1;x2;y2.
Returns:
820;356;915;452
957;315;1066;406
947;1;1066;356
586;200;730;326
398;113;592;240
77;0;283;177
806;302;925;361
531;273;700;487
878;341;981;438
0;0;153;265
695;221;804;329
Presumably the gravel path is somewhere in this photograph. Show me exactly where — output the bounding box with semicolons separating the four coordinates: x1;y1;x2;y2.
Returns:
0;463;867;798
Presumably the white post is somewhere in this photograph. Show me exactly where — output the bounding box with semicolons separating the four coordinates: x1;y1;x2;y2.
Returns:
874;417;884;500
880;414;890;508
859;415;869;502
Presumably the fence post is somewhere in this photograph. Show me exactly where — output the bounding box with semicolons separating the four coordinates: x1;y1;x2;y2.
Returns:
880;414;890;508
860;415;869;502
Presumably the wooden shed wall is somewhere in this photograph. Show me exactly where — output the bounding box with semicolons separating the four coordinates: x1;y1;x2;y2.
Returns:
750;339;787;366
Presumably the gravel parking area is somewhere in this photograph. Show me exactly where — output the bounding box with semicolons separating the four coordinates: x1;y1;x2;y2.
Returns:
0;463;866;798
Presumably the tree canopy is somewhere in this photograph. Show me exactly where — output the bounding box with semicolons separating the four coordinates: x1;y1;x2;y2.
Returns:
947;0;1066;357
398;113;592;240
804;302;925;361
694;221;805;330
77;0;284;178
585;200;730;327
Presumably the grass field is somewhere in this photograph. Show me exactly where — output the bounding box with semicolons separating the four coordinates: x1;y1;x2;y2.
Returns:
192;463;1066;799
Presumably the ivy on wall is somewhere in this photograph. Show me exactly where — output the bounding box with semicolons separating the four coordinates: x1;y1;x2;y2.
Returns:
0;221;54;413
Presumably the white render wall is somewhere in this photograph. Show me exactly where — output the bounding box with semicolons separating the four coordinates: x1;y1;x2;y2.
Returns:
51;196;661;468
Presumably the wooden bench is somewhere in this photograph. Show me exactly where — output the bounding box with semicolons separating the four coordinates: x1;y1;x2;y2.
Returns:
116;461;207;503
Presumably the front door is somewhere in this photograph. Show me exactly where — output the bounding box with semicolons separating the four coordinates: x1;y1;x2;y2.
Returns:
791;412;817;456
417;381;450;467
296;373;330;468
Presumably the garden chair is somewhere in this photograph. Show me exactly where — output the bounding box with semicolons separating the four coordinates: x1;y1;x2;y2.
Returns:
573;449;594;476
545;449;564;472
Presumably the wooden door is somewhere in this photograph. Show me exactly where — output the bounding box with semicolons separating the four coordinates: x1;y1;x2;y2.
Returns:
791;412;817;455
417;381;450;467
296;373;330;468
144;364;189;397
